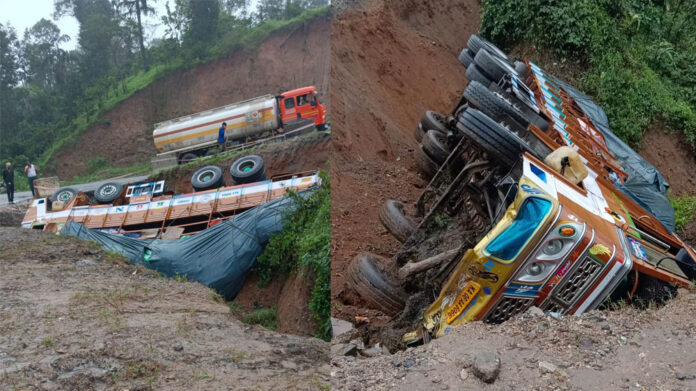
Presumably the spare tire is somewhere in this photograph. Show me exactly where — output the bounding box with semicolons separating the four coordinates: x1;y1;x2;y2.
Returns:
458;108;534;168
467;34;509;61
422;129;451;164
463;80;530;128
94;182;124;204
414;123;425;142
191;165;224;191
415;144;439;178
346;253;406;316
466;64;492;87
632;273;678;308
473;49;514;83
379;200;415;243
52;187;78;204
420;110;448;134
230;155;265;184
458;48;474;68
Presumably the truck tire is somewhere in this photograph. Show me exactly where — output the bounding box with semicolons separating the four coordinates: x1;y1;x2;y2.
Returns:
467;34;509;61
94;182;124;204
415;144;439;178
52;187;78;204
180;153;198;164
379;200;415;243
422;129;451;164
473;49;513;83
514;60;529;78
346;253;406;316
458;48;474;68
230;155;266;184
458;108;532;168
420;110;448;134
191;166;224;191
414;123;425;142
632;273;678;308
463;80;529;128
466;64;492;87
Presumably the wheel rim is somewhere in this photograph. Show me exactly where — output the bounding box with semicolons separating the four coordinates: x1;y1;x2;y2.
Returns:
56;191;72;201
101;185;117;196
239;160;256;173
197;169;216;183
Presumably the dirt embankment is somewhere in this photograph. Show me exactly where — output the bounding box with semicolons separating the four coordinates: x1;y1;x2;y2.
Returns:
330;0;480;321
54;13;330;180
0;228;329;390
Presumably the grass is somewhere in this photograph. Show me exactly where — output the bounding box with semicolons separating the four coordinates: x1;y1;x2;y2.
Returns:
669;194;696;232
241;307;278;330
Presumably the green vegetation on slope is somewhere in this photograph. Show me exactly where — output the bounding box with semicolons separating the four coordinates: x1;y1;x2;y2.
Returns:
254;171;330;341
670;195;696;232
480;0;696;149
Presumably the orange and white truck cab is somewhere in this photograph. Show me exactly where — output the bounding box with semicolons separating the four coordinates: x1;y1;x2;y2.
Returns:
278;86;328;130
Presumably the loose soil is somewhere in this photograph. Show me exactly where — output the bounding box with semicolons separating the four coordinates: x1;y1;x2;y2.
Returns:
330;0;480;322
332;290;696;390
0;228;329;390
54;13;330;180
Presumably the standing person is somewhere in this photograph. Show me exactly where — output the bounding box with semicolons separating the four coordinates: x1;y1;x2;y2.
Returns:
218;122;227;152
24;160;38;197
2;162;14;204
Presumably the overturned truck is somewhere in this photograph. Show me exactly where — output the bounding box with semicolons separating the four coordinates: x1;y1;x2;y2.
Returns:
348;35;696;343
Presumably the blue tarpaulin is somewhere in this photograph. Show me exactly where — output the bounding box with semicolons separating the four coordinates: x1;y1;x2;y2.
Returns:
62;190;312;299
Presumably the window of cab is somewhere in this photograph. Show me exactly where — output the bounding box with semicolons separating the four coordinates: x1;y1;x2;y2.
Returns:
486;197;553;262
284;97;295;109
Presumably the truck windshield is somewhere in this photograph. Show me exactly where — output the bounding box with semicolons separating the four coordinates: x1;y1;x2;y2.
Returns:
486;197;552;261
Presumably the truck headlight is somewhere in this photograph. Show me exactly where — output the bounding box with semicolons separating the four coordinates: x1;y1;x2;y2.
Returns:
542;239;564;256
517;261;556;282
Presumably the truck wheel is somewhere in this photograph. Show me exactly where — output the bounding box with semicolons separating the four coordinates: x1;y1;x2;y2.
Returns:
94;182;124;204
180;153;198;164
514;60;529;78
458;108;532;168
379;200;415;243
463;80;529;128
458;48;474;68
414;123;425;142
466;64;492;87
420;110;448;134
52;187;78;204
230;155;266;184
346;253;406;316
631;273;678;308
473;49;513;84
422;129;451;164
191;166;224;191
415;144;439;178
467;34;509;61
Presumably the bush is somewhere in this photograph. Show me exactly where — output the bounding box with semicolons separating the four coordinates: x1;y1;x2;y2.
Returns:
670;195;696;232
241;307;278;330
254;170;330;341
480;0;696;149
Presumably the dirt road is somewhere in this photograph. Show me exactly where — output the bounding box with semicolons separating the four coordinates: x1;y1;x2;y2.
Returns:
0;228;329;390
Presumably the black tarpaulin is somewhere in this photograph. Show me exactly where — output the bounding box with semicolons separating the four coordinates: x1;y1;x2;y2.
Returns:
62;190;312;299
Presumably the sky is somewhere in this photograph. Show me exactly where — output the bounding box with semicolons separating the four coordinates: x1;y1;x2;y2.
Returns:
0;0;173;50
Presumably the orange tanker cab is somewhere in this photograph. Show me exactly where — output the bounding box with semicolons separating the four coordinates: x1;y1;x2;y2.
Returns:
277;86;328;129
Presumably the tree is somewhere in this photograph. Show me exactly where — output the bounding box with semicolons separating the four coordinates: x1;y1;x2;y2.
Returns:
0;23;20;133
187;0;220;45
161;0;188;43
21;19;70;88
115;0;156;70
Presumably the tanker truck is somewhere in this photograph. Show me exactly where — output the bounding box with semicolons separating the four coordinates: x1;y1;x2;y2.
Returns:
152;86;327;164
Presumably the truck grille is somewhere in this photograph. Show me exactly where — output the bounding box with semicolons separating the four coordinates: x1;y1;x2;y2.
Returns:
484;296;535;324
542;300;565;315
553;256;604;306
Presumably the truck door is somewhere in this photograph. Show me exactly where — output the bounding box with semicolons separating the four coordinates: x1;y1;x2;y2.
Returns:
281;96;297;124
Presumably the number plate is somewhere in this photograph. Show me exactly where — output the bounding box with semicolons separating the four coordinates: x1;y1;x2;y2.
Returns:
445;281;480;324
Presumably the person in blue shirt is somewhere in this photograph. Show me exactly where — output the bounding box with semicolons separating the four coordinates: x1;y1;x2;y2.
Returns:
218;122;227;152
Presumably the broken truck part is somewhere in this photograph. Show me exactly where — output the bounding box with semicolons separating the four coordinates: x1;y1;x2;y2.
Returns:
22;155;320;239
152;85;328;165
347;35;696;343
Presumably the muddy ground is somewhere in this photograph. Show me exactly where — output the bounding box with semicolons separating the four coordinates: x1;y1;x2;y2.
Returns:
54;11;330;180
330;0;480;324
0;228;329;390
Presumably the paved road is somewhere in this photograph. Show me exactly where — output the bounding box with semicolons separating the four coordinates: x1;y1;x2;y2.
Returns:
0;175;151;206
